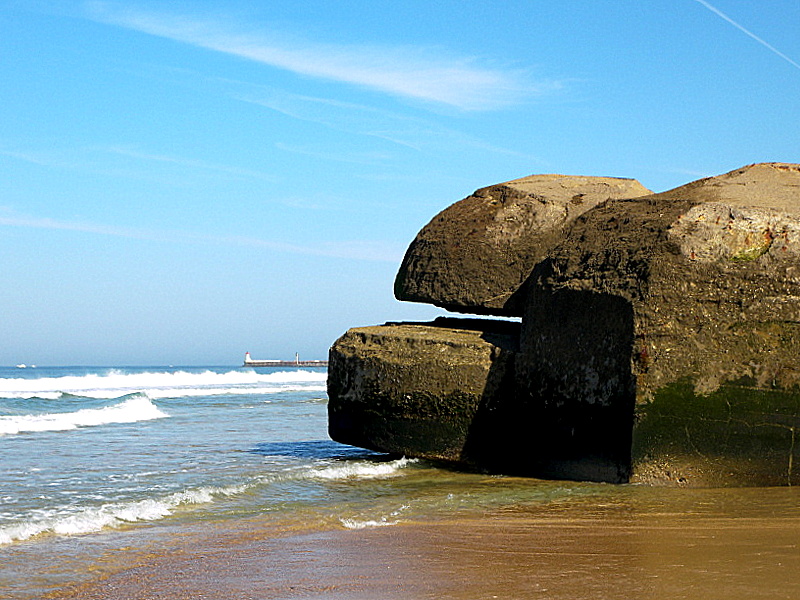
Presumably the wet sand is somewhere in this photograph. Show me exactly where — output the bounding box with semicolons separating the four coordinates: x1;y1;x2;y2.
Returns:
46;491;800;600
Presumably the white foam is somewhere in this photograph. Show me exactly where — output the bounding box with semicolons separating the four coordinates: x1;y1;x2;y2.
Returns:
308;457;416;481
0;483;247;545
0;369;327;400
339;505;410;529
144;385;328;399
340;518;399;529
0;394;167;436
0;457;416;545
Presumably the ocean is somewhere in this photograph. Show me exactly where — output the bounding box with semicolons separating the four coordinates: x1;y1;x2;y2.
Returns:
1;366;799;599
0;365;581;598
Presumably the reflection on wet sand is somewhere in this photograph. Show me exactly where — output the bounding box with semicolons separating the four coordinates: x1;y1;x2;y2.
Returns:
48;486;800;600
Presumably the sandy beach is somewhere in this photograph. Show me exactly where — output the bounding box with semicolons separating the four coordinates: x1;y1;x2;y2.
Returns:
45;491;800;600
5;370;799;600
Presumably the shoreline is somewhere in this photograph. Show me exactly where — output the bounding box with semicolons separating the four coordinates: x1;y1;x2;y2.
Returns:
43;490;800;600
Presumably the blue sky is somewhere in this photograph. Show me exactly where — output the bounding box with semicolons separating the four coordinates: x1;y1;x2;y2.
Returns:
1;1;799;365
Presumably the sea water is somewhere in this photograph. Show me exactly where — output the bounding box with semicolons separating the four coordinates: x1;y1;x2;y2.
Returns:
0;365;583;598
1;366;799;599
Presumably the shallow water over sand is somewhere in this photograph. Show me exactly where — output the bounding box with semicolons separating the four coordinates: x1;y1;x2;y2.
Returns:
2;366;798;599
31;484;800;600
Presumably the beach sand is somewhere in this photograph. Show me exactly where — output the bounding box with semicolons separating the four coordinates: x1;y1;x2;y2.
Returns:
45;497;800;600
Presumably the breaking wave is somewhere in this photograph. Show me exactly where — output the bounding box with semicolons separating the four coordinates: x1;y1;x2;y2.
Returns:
0;483;246;545
0;394;167;436
0;369;327;400
0;457;416;545
308;457;416;480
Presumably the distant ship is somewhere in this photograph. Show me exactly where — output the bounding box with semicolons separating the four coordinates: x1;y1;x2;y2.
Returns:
243;352;328;368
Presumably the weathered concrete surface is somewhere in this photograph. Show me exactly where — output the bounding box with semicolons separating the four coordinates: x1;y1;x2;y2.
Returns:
514;290;637;483
329;163;800;486
327;318;518;465
518;163;800;486
394;174;651;317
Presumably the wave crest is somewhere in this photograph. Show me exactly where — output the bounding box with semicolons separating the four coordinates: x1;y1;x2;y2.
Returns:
308;457;416;480
0;394;167;436
0;457;416;545
0;369;327;400
0;483;245;545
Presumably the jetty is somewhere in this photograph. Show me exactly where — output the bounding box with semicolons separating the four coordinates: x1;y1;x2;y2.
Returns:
243;352;328;368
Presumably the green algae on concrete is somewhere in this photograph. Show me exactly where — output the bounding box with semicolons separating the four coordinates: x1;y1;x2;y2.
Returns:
632;380;800;487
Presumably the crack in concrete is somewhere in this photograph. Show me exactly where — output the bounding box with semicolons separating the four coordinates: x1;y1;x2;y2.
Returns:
789;426;796;486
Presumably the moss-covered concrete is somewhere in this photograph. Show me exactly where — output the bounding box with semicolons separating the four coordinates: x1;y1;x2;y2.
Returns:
632;380;800;486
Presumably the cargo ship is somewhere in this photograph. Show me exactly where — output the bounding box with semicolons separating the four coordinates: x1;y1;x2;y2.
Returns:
243;352;328;368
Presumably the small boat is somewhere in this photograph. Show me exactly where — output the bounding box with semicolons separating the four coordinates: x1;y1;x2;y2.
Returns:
243;352;328;368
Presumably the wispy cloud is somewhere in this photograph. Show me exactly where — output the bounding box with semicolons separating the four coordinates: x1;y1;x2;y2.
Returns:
0;148;83;169
238;89;548;164
693;0;800;71
274;142;394;166
0;208;401;262
85;2;552;110
1;143;276;184
103;146;277;181
0;211;139;238
0;149;51;166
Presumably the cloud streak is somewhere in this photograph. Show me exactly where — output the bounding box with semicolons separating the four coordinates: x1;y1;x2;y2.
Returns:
0;149;56;167
237;89;547;164
693;0;800;71
274;142;394;166
85;2;548;110
103;146;277;181
0;212;138;238
0;209;401;262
